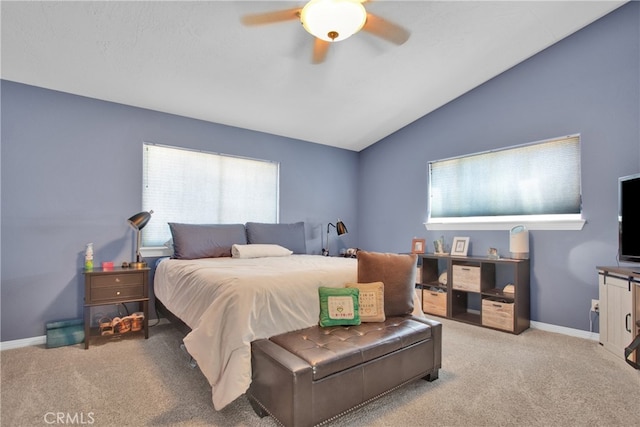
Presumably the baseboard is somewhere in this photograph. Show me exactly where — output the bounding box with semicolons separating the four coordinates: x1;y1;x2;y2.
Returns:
0;318;597;350
1;335;46;351
530;320;599;341
0;318;171;351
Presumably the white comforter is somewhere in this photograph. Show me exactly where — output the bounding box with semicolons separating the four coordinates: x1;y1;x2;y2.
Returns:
154;255;359;410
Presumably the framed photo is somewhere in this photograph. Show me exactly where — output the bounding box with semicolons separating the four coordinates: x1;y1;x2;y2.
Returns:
411;238;426;254
451;237;469;257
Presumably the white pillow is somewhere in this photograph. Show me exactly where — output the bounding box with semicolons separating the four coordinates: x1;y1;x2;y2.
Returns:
231;244;293;259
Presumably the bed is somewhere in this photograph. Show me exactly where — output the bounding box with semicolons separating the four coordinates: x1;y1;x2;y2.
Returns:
153;222;424;410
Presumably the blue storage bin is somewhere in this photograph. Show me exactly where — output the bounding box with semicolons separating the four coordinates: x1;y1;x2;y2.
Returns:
46;318;84;348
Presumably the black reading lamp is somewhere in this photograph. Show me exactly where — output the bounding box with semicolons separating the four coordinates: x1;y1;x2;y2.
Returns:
127;210;153;269
322;219;348;256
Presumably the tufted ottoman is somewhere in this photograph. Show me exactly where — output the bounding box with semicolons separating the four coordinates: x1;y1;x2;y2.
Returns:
247;316;442;427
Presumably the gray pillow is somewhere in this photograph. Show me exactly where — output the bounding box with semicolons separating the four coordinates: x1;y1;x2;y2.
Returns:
357;251;417;317
245;222;306;254
169;223;247;259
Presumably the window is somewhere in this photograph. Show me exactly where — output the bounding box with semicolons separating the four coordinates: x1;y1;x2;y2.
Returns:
426;134;585;231
141;143;279;249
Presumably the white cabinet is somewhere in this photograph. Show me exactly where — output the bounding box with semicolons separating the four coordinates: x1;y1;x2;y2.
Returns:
598;268;638;363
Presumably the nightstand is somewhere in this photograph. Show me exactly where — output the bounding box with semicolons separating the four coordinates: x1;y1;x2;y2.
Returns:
83;267;149;349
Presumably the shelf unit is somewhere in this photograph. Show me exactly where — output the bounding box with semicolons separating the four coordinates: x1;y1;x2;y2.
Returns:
418;254;530;334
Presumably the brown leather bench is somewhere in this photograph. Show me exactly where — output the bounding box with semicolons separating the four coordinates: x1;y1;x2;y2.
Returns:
247;316;442;427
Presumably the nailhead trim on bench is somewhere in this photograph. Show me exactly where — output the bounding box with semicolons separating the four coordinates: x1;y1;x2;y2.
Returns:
250;368;436;427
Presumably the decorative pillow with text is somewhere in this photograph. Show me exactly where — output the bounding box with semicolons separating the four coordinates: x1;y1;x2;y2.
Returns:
346;282;385;322
318;287;361;327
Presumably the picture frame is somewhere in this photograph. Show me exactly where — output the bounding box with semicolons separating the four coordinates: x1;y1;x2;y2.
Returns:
433;236;446;254
451;237;470;257
411;238;426;254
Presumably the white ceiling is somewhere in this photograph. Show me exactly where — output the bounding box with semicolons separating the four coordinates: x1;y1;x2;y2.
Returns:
1;1;626;152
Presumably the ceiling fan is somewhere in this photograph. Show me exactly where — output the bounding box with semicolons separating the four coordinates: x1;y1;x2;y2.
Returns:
241;0;410;64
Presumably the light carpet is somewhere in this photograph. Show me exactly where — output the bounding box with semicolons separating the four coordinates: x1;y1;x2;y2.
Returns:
2;318;639;426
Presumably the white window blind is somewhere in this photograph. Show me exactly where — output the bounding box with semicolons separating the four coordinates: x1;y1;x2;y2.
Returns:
142;143;279;246
427;134;583;230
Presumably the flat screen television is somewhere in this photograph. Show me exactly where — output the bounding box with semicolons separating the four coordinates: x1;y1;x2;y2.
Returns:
618;173;640;263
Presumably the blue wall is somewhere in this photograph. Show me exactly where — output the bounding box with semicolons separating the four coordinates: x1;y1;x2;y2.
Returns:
358;3;639;331
1;2;638;341
1;84;359;341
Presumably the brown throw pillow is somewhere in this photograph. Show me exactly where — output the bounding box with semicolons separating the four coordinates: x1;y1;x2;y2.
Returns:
357;251;417;317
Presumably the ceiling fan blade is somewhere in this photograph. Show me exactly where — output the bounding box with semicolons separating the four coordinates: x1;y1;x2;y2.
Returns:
241;8;301;26
312;38;330;64
362;12;410;45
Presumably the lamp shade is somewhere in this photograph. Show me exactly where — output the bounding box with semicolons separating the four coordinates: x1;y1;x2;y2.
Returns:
300;0;367;42
336;220;348;235
128;210;153;231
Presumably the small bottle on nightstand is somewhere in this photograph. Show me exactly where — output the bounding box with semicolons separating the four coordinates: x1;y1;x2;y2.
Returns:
85;243;94;270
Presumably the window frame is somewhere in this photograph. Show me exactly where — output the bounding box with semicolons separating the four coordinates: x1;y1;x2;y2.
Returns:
424;134;586;231
139;142;280;257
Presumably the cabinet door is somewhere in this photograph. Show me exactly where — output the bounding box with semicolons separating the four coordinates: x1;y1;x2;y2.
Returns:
599;273;633;358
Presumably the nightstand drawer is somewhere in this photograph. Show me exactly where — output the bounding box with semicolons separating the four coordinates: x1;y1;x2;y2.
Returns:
91;273;144;288
90;283;145;302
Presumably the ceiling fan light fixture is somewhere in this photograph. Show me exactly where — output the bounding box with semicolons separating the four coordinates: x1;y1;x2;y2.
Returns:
300;0;367;42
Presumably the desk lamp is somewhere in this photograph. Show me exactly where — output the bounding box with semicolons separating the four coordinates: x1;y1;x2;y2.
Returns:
127;210;153;268
322;220;347;256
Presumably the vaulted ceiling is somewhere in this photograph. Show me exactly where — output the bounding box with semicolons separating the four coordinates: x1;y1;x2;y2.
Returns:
1;1;626;151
